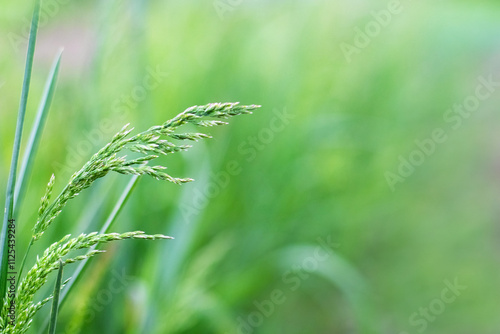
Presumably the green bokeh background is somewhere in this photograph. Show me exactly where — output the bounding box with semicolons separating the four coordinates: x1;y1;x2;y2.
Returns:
1;0;500;333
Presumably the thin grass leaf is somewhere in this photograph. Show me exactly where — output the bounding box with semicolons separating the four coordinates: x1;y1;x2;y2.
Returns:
14;50;63;216
48;260;63;334
0;0;41;309
15;49;62;284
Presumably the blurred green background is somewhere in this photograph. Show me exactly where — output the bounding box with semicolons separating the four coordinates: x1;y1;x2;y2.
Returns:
1;0;500;333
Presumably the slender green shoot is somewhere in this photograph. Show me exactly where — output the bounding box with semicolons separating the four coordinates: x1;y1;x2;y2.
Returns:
14;50;63;216
16;51;62;288
48;260;63;334
0;0;41;309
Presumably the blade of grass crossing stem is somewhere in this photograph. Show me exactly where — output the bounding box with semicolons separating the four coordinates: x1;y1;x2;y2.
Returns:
38;175;140;334
14;50;63;216
0;0;41;307
62;175;140;301
48;260;64;334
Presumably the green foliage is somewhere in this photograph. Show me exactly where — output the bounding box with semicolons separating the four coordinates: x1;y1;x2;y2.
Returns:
2;1;500;334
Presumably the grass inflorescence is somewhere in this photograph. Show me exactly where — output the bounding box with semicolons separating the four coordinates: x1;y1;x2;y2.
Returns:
0;102;259;332
32;102;259;242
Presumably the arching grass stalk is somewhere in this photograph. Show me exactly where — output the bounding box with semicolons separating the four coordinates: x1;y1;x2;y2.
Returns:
0;102;259;333
20;102;260;271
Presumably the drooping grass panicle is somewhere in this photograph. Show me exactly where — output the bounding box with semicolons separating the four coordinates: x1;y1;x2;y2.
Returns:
1;232;171;333
31;102;260;242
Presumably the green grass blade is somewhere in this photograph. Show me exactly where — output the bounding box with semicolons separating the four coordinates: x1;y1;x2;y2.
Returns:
15;51;62;289
0;0;41;307
14;50;63;216
48;260;64;334
37;175;140;334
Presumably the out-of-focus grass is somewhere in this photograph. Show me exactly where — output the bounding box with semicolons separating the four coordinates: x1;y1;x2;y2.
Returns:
1;0;500;333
